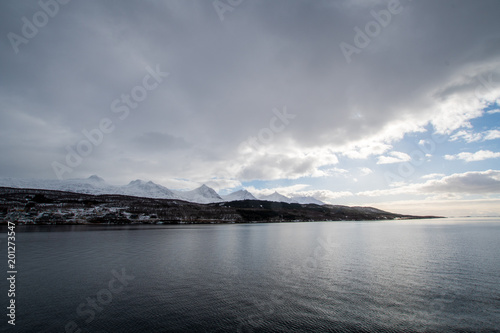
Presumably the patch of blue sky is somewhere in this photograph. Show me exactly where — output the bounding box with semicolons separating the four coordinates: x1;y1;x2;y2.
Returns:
241;101;499;201
469;104;500;131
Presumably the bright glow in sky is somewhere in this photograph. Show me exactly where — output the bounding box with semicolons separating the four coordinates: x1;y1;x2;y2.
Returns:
1;0;499;217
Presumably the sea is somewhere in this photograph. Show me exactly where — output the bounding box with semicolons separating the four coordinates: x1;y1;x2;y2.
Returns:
1;217;499;332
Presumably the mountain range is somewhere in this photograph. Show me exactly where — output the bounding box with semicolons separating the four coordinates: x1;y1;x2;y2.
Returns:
0;175;325;205
0;187;441;224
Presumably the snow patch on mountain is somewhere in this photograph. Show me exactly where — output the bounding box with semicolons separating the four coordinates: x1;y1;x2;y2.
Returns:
291;196;325;205
222;189;257;201
0;176;325;205
259;191;298;204
86;175;106;184
117;180;177;199
0;176;109;195
173;184;224;204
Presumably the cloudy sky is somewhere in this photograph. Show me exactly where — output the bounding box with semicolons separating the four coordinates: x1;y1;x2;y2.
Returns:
1;0;499;216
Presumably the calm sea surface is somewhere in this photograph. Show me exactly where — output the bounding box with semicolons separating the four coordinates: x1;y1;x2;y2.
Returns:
1;217;500;332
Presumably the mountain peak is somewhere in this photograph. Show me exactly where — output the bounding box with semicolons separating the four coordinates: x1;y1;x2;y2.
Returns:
222;189;257;201
292;196;325;205
128;179;144;186
87;175;105;182
196;184;219;195
175;184;223;203
260;191;297;204
0;177;320;205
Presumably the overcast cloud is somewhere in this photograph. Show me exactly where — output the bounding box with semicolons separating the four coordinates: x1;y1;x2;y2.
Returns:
1;0;500;215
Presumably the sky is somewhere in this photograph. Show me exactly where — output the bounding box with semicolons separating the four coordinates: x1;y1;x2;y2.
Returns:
1;0;499;217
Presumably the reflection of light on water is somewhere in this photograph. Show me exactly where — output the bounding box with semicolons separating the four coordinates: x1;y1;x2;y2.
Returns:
8;219;500;332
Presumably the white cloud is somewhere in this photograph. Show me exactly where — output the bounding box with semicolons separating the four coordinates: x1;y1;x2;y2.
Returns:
246;184;310;198
245;184;353;203
445;150;500;162
420;170;500;194
417;140;426;145
359;167;373;176
430;94;485;134
450;130;483;143
367;198;500;217
341;142;392;160
302;190;354;203
236;146;340;181
359;170;500;197
450;129;500;142
377;151;411;164
421;173;446;179
357;184;420;197
317;167;350;177
484;129;500;141
204;179;242;192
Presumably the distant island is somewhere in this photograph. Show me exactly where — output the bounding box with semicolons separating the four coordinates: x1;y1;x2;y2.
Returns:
0;187;441;225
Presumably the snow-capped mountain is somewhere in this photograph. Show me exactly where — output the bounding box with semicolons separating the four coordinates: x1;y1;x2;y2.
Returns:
74;174;106;185
222;189;257;201
0;176;224;203
117;180;177;199
259;191;298;204
174;184;224;204
291;196;325;205
60;175;109;193
0;176;325;205
0;175;109;195
0;175;176;199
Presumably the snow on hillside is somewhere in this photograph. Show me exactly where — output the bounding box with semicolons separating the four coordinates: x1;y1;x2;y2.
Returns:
259;191;298;204
222;189;257;201
0;175;109;195
117;180;177;199
0;176;174;198
0;176;324;205
292;196;325;205
173;184;224;204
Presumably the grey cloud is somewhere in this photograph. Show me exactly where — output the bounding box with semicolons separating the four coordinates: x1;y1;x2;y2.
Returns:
1;0;499;183
132;132;190;151
421;170;500;194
